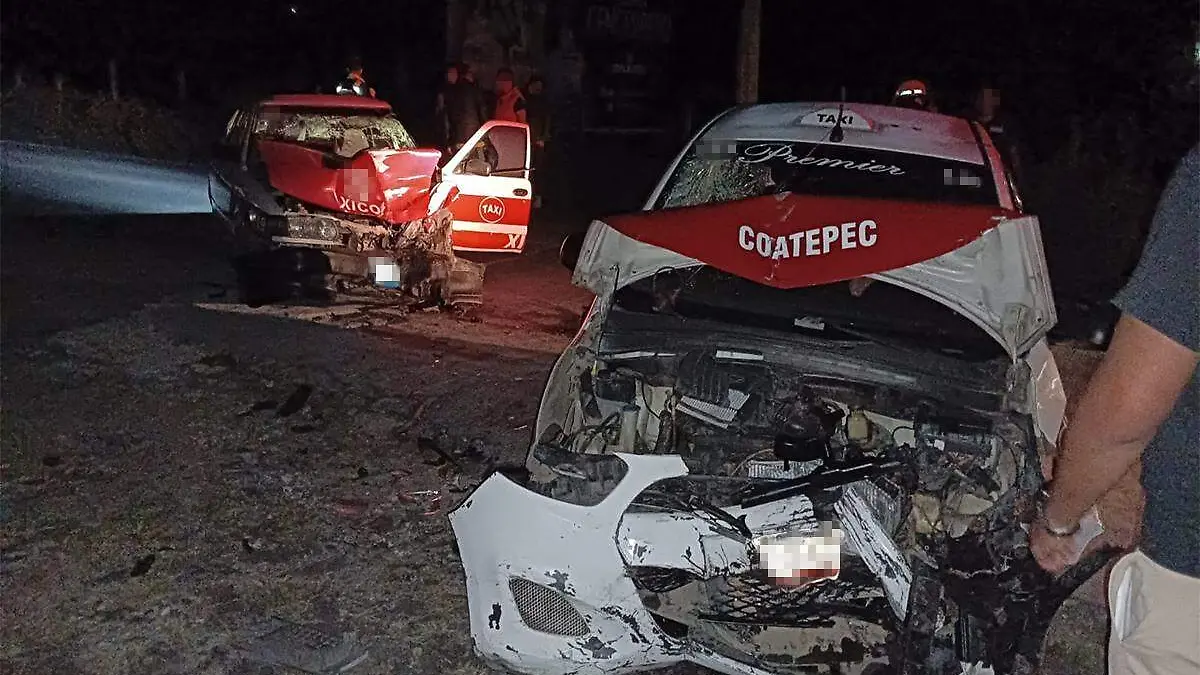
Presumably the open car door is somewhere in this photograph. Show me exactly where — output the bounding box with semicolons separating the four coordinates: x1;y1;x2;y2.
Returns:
430;121;532;254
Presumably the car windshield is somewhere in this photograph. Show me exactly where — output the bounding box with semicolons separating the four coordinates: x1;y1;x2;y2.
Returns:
254;109;416;151
656;140;998;209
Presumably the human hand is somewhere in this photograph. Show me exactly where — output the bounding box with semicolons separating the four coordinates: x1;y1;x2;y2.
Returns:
1030;506;1105;575
1030;522;1079;575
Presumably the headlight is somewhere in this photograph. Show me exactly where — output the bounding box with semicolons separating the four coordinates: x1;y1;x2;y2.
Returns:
524;443;629;507
287;216;343;242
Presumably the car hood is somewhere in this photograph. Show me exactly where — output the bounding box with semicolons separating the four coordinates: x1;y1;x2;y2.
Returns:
572;193;1057;359
256;140;441;223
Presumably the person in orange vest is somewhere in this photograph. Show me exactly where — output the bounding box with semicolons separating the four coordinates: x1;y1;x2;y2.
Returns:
337;56;376;98
491;68;527;124
890;78;935;112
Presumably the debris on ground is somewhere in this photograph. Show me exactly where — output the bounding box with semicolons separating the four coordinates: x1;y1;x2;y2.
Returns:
276;384;314;417
129;554;156;578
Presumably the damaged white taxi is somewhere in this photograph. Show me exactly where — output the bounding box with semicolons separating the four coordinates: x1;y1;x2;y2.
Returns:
450;102;1114;675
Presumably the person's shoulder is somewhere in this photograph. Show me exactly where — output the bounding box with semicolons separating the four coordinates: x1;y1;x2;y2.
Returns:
1161;144;1200;212
1181;143;1200;176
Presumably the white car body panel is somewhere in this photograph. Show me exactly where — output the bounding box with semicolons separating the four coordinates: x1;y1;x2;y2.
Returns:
452;454;925;675
571;214;1057;361
450;454;782;675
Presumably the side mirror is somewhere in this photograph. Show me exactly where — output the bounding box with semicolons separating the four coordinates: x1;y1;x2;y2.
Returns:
560;231;585;272
463;158;492;176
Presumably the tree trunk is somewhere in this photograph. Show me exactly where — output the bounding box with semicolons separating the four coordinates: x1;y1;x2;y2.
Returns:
108;59;119;101
177;69;188;103
736;0;762;105
531;1;548;66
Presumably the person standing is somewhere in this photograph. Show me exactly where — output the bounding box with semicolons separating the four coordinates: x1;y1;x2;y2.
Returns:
971;84;1023;184
524;75;551;209
444;62;488;152
336;56;375;98
890;78;936;112
435;63;459;151
491;67;527;124
1031;144;1199;674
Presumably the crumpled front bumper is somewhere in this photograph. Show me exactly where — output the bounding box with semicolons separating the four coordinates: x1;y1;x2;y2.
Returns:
449;454;912;675
234;204;484;305
449;454;763;675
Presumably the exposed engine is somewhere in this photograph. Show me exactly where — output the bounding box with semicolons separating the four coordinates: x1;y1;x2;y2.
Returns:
526;348;1105;675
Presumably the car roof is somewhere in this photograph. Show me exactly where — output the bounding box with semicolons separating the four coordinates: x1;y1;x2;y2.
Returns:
259;94;393;113
700;102;986;165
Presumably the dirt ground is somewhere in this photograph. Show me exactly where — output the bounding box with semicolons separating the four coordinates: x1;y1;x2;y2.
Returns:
0;212;1141;675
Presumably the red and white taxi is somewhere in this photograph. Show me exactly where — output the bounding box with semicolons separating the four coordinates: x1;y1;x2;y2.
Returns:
208;95;531;306
450;102;1105;675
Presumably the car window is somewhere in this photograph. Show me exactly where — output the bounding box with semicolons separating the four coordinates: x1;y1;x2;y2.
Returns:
656;140;999;209
457;125;528;177
253;109;416;151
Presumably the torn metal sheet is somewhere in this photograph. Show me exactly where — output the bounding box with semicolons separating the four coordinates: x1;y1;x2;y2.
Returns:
835;483;912;619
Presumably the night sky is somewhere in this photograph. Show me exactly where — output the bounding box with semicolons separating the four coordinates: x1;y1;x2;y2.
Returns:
2;0;1196;160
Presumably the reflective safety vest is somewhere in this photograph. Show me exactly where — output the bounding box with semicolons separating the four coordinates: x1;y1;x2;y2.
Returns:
493;88;525;122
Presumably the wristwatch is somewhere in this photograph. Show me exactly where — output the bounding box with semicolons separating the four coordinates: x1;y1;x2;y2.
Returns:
1037;489;1081;537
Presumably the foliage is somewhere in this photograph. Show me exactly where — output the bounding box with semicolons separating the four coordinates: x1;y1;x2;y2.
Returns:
0;85;205;162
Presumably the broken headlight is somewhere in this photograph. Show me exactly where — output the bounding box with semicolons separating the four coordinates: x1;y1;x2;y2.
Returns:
286;216;344;242
524;443;629;507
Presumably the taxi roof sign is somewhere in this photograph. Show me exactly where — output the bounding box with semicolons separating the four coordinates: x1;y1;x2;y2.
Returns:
796;107;875;132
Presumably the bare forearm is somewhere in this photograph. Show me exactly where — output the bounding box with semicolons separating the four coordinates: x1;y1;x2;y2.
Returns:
1045;431;1143;526
1046;314;1198;525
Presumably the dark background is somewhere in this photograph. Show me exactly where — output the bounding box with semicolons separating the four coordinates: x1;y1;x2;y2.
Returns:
2;0;1197;305
3;0;1195;160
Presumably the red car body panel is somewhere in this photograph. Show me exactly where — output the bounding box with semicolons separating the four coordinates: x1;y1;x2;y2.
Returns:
256;140;441;224
604;193;1016;289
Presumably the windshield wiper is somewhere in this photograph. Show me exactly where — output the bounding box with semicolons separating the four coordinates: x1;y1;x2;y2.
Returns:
806;317;926;356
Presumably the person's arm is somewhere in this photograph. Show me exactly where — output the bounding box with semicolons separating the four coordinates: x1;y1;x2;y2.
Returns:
476;90;490;123
514;97;527;125
1033;145;1199;573
1043;315;1197;525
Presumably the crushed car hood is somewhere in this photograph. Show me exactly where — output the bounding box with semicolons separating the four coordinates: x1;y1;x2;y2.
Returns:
257;140;441;223
574;193;1057;359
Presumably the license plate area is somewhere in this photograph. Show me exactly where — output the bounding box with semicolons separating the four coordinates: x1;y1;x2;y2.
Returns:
756;527;845;587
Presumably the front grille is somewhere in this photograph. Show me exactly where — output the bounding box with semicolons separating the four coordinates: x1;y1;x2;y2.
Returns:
508;577;589;636
700;559;893;628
